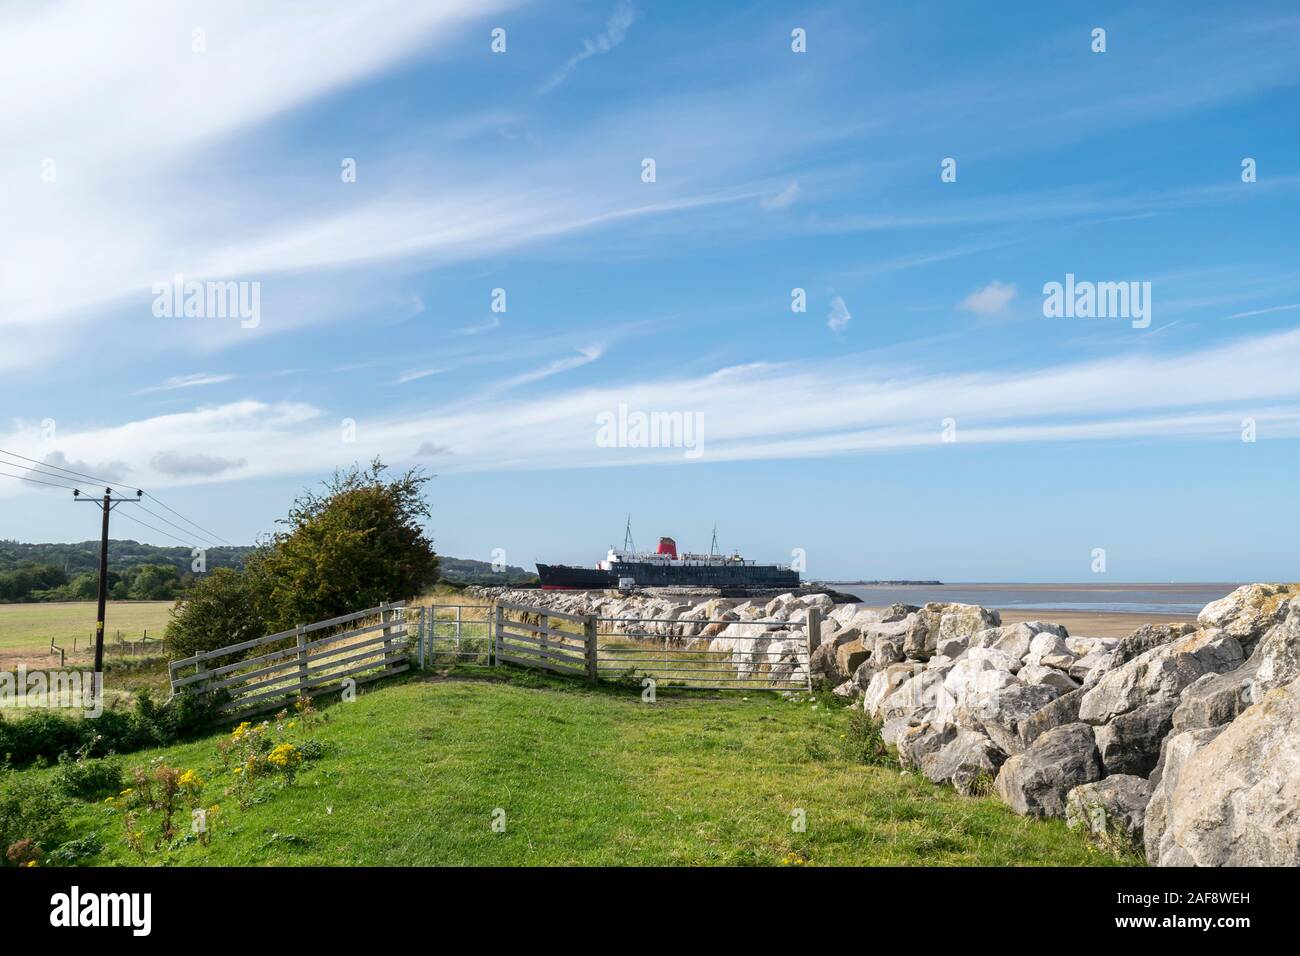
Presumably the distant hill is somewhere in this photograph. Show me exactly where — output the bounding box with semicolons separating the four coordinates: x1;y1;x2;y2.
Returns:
438;556;537;586
0;539;535;600
0;539;253;576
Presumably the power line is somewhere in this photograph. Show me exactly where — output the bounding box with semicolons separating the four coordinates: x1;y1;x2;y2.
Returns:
114;508;197;549
141;492;235;546
0;468;81;491
0;445;234;547
136;502;218;548
0;446;129;489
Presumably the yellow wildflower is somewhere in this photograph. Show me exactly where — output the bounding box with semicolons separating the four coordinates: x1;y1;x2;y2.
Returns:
178;769;203;789
267;743;302;768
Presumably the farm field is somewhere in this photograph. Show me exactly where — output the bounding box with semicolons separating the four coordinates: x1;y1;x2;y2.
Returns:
0;601;173;656
25;668;1128;867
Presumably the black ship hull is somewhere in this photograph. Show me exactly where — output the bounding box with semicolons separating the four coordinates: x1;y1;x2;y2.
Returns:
536;561;800;590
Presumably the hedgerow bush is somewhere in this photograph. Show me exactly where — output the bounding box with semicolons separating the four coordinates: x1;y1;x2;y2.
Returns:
52;751;123;800
0;769;70;866
0;688;228;767
164;459;440;660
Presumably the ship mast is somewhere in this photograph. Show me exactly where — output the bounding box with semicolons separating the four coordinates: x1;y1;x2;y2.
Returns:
709;524;719;560
623;514;636;554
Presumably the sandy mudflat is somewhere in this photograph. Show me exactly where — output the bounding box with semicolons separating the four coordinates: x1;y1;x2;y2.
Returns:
995;608;1195;640
857;605;1196;640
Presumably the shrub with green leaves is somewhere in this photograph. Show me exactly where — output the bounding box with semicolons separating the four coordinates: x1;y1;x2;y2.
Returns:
0;769;70;865
53;752;123;800
0;688;229;768
163;566;270;662
841;709;892;766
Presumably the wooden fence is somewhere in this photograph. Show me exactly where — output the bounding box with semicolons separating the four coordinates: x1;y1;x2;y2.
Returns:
168;602;413;718
492;601;815;690
495;601;598;682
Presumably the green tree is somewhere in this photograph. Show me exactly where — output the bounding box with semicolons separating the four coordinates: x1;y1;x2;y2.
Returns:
257;460;439;630
163;567;270;661
164;460;438;658
128;564;182;600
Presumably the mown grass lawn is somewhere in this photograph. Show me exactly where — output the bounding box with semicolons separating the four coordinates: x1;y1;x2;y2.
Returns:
41;667;1126;867
0;601;173;654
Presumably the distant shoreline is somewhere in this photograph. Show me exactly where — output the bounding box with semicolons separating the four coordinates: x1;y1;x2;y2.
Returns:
828;582;1244;592
824;580;943;586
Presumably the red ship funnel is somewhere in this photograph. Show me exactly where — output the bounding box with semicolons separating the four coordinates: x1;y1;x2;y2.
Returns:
657;536;677;558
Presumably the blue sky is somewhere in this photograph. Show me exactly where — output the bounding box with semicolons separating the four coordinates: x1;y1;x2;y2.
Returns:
1;0;1298;582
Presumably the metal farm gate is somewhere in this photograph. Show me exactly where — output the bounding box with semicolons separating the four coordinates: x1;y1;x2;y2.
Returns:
476;600;816;691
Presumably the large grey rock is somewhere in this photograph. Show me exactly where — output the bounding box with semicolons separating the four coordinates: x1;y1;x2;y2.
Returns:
903;603;1000;661
935;634;971;659
848;659;878;691
994;722;1103;818
882;669;950;721
1197;583;1300;653
957;682;1060;756
896;721;954;773
1069;648;1116;683
869;635;904;668
1019;662;1081;694
988;622;1038;661
1094;699;1178;776
878;602;919;623
835;637;871;680
1147;677;1300;867
1171;659;1261;732
863;663;921;718
1066;775;1151;852
881;716;914;746
1143;725;1224;865
1078;628;1244;725
1252;600;1300;693
966;646;1022;673
923;728;1005;796
1025;631;1075;670
809;641;844;684
1112;622;1198;667
942;656;1015;701
1018;687;1084;748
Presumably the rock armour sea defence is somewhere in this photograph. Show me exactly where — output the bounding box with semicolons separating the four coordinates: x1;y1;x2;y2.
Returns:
475;583;1300;866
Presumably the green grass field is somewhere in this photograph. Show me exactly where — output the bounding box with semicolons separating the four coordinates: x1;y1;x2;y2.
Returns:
20;667;1126;867
0;601;173;655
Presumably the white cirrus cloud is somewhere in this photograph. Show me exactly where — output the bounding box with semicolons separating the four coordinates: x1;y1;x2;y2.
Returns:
541;1;637;93
959;280;1017;315
137;373;234;394
11;327;1300;494
761;182;800;210
827;296;852;332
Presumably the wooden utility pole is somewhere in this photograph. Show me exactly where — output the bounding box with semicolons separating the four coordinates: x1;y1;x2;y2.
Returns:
75;486;141;674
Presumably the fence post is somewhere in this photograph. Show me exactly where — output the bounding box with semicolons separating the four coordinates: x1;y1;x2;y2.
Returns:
539;612;550;665
295;624;308;694
584;614;598;685
417;606;426;670
804;607;821;692
492;604;502;666
382;604;398;673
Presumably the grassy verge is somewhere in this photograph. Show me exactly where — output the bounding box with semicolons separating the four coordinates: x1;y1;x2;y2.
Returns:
12;666;1128;867
0;601;173;655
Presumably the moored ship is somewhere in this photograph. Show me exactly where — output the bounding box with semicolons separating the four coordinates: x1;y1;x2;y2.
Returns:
536;522;800;591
